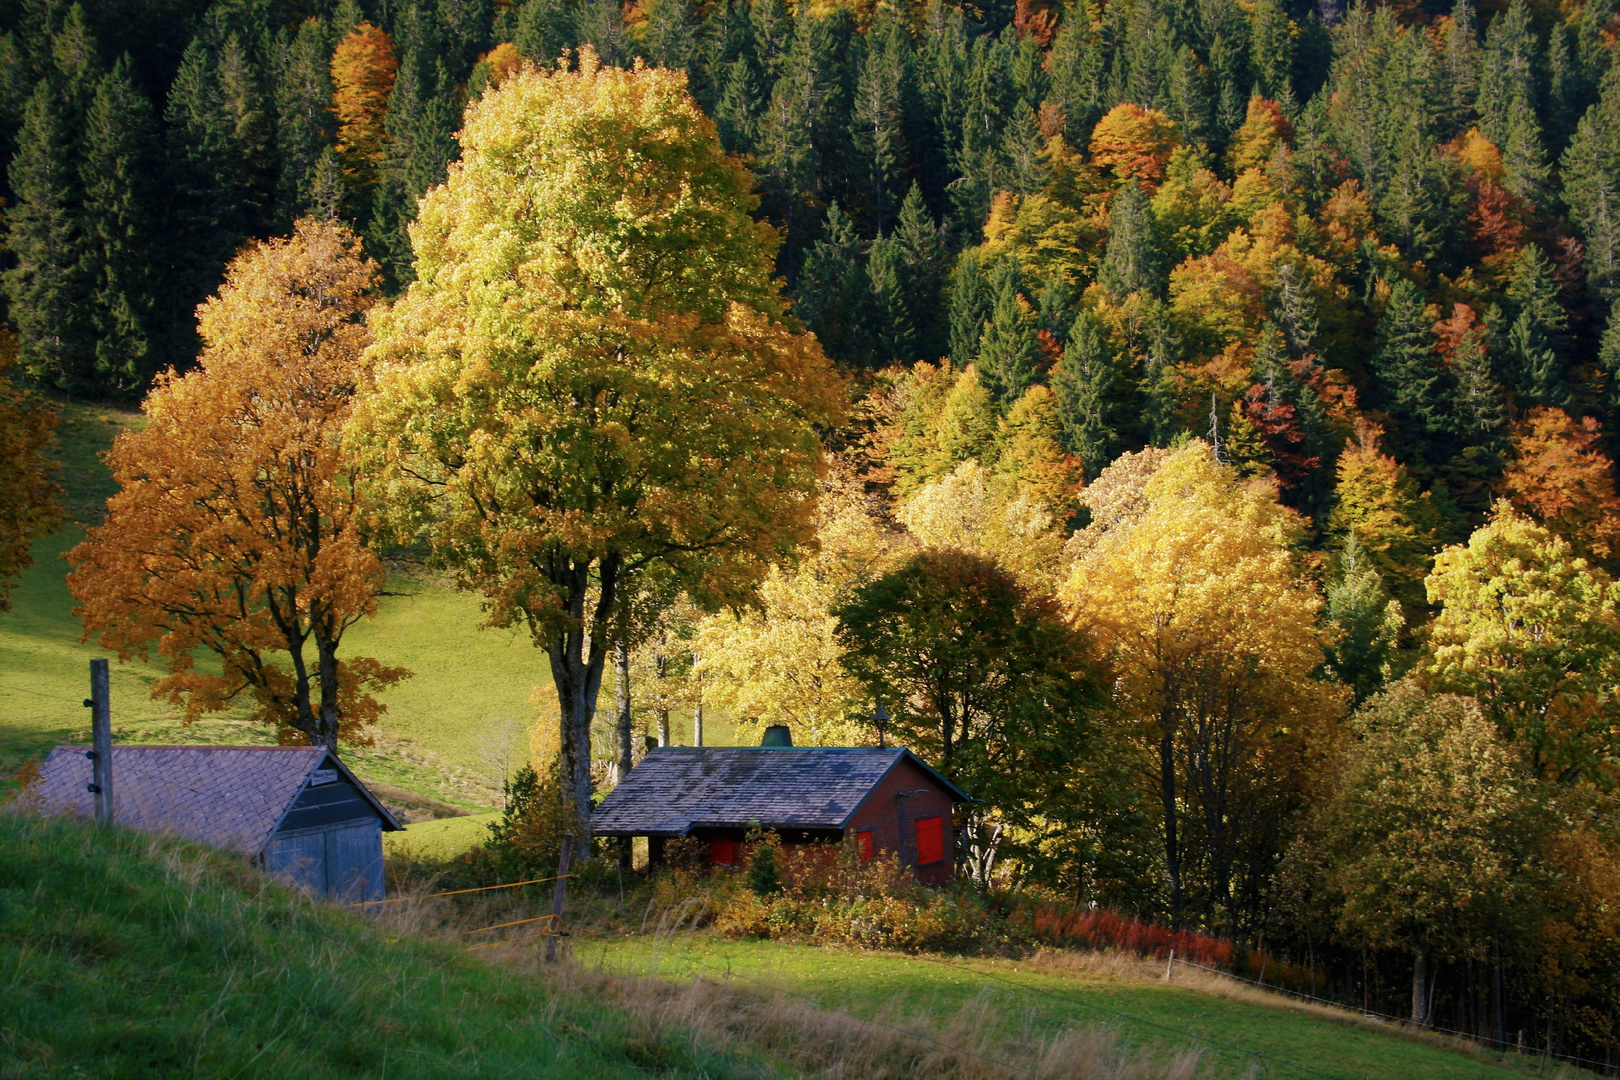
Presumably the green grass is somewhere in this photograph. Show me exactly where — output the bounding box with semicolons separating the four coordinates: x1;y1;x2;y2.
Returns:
591;937;1568;1080
0;810;774;1079
384;811;502;861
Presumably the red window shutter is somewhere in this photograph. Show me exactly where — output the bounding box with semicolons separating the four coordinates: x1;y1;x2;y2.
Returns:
857;830;874;860
709;836;735;865
916;816;945;865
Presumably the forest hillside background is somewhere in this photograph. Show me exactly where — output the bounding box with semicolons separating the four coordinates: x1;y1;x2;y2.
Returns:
10;0;1620;1069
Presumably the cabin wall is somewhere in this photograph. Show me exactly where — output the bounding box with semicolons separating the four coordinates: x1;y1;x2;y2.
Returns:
844;760;957;885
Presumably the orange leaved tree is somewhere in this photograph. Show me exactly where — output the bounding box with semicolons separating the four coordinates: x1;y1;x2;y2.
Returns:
68;219;407;748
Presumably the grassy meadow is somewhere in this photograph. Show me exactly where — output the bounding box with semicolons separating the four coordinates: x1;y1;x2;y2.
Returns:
591;937;1583;1080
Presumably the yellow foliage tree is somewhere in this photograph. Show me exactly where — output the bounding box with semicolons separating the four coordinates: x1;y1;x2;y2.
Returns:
996;384;1085;519
68;220;406;747
899;460;1068;592
1062;440;1343;923
697;471;900;746
352;52;843;839
1328;419;1438;606
1088;103;1180;188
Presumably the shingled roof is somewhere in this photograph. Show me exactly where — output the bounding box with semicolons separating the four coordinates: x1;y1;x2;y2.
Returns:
19;745;400;854
592;747;972;837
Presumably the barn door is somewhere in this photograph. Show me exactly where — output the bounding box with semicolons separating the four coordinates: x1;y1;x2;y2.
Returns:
327;820;384;902
265;830;326;895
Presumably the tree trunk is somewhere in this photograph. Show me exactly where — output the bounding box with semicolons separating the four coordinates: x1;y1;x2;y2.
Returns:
1412;939;1429;1026
316;635;341;749
543;556;620;942
1159;713;1183;923
614;641;632;785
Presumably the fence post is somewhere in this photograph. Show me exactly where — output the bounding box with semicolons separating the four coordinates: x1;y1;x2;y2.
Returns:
1165;949;1174;982
87;658;112;826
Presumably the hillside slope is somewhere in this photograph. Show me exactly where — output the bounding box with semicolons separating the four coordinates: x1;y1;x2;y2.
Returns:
0;810;766;1079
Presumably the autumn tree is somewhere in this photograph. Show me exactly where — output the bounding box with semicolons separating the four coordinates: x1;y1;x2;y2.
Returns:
697;470;899;747
1300;684;1544;1026
1089;103;1180;188
834;548;1106;864
1328;420;1438;608
352;53;843;853
1423;505;1620;785
68;219;405;747
1499;407;1620;564
330;22;397;209
1063;441;1344;927
0;330;62;609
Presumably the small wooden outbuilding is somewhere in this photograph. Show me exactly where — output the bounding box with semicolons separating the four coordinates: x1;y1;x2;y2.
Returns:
593;741;972;885
23;745;401;901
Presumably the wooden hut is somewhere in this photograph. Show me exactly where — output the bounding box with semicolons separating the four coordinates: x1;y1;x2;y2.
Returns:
594;735;972;885
23;745;401;901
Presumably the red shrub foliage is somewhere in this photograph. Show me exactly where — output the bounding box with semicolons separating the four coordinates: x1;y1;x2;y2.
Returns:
1016;904;1235;967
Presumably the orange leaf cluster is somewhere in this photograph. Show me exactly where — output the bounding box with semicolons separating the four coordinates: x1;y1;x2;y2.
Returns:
1501;407;1620;563
68;219;407;747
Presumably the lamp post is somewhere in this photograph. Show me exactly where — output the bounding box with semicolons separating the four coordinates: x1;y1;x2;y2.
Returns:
873;698;891;749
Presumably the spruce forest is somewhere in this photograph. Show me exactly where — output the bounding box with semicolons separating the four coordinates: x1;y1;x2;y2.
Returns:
9;0;1620;1068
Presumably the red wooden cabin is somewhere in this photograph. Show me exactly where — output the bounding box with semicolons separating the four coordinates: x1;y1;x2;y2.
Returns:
593;731;972;885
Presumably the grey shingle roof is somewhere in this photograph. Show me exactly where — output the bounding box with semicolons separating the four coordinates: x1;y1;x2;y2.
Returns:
19;745;399;854
592;747;970;837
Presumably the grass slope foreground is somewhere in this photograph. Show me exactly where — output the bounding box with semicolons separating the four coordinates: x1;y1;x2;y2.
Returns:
0;811;747;1079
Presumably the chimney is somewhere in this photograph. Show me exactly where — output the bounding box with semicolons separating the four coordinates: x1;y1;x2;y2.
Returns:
760;724;792;747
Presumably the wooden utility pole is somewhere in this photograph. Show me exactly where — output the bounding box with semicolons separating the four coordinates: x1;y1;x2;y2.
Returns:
85;658;112;825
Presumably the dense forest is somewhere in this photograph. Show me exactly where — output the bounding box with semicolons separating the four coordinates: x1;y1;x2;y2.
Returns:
10;0;1620;1066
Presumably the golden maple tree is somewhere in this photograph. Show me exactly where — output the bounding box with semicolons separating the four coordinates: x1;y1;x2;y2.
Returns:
1062;441;1344;924
351;51;844;841
1500;406;1620;564
68;219;406;747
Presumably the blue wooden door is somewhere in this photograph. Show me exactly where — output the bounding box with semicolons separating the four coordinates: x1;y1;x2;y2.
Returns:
328;820;384;902
265;830;326;894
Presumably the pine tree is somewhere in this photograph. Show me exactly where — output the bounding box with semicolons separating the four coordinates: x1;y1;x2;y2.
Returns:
867;235;916;365
1370;278;1447;463
714;55;761;154
1477;0;1539;154
1602;296;1620;414
371;52;459;287
1248;0;1297;103
81;57;158;395
795;203;874;365
576;0;630;66
1099;181;1166;299
1440;306;1508;517
1052;309;1126;480
1561;70;1620;304
1499;244;1571;410
1440;0;1482;138
1000;101;1046;196
896;183;948;361
642;0;698;70
851;15;909;235
947;250;994;368
274;17;334;228
977;263;1041;406
515;0;576;66
3;79;94;391
1045;10;1105;145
